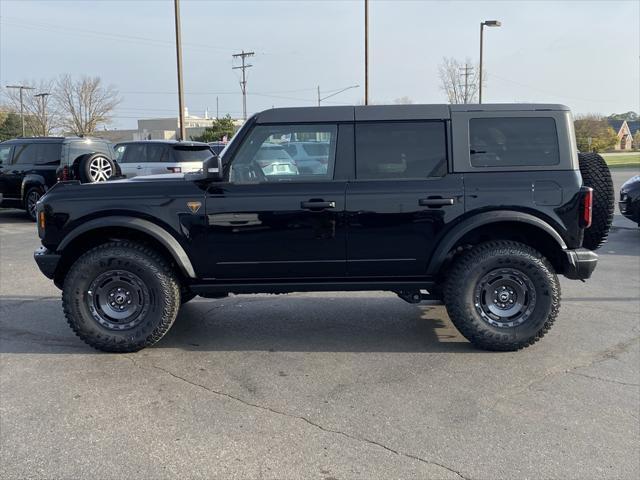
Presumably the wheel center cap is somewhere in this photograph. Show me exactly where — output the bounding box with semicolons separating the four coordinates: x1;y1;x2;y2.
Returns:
499;292;510;302
114;293;126;304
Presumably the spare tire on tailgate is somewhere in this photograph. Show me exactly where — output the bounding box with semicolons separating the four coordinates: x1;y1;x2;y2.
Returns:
578;152;614;250
78;153;116;184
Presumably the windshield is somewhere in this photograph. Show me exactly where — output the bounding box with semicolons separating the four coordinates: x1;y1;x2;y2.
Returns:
172;146;213;162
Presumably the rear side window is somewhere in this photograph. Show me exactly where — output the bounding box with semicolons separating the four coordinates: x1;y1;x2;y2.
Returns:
13;144;37;164
172;146;214;162
146;144;169;163
34;144;62;164
469;117;559;167
355;121;447;179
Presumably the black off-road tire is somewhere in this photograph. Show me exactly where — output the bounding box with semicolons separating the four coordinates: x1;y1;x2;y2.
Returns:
443;241;560;351
78;153;116;183
24;186;43;221
578;152;614;250
62;241;181;352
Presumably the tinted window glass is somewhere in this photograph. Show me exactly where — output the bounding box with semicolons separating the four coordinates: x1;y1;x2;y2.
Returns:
114;145;126;162
68;140;111;162
229;124;337;182
34;144;62;165
355;122;447;179
123;144;146;163
0;146;11;165
469;117;560;167
302;143;329;156
146;144;169;163
172;146;213;162
13;144;37;164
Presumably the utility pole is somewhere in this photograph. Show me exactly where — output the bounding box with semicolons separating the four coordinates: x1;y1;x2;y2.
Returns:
174;0;186;141
459;64;473;104
364;0;369;105
34;92;51;136
317;85;321;107
6;85;35;137
232;50;254;120
216;96;219;119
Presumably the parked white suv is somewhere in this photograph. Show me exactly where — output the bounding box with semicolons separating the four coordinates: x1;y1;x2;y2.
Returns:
114;141;214;178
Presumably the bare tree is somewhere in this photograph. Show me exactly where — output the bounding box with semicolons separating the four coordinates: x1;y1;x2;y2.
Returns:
438;57;482;104
54;75;121;135
4;79;60;136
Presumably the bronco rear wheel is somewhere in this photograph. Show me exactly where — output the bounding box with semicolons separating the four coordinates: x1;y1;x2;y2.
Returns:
578;152;614;250
444;241;560;351
62;241;181;352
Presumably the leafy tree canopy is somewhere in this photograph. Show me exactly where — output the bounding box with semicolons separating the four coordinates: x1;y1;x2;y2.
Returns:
574;115;618;152
192;115;236;143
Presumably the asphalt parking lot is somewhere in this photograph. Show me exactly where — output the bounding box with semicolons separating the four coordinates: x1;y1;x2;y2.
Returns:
1;169;638;479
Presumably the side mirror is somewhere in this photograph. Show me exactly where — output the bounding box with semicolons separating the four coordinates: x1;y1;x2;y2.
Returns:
203;154;224;181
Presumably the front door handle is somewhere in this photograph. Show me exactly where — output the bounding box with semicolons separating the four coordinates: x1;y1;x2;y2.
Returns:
419;197;455;207
136;165;143;170
301;200;336;210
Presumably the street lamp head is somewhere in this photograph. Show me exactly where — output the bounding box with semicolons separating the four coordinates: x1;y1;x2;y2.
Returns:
483;20;501;27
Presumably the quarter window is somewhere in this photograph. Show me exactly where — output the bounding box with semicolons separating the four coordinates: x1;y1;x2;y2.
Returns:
355;122;447;179
229;124;337;183
469;117;560;167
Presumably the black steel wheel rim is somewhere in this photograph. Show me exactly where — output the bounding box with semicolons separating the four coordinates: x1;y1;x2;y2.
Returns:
27;191;40;218
474;268;536;328
86;270;150;330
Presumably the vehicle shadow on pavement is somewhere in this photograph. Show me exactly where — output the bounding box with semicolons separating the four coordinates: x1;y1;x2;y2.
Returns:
0;295;477;354
0;209;31;224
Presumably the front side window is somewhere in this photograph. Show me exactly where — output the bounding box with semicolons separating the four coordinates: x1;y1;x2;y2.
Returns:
229;124;337;183
355;121;447;180
469;117;560;167
0;145;11;165
114;145;126;162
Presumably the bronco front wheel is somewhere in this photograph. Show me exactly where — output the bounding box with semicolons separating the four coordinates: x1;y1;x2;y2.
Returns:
62;241;181;352
443;241;560;351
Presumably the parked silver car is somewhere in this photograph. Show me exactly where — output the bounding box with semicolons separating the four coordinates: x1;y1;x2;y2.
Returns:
114;141;214;178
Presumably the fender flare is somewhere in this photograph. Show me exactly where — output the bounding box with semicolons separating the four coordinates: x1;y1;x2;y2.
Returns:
58;216;196;278
426;211;567;275
21;174;48;200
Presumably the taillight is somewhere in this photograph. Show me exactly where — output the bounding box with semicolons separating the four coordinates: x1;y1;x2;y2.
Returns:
581;187;593;228
61;165;70;181
167;166;182;173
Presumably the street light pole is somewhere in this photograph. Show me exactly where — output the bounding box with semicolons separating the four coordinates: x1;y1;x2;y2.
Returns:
364;0;369;105
6;85;35;137
174;0;186;141
317;85;360;106
479;20;501;104
34;92;51;136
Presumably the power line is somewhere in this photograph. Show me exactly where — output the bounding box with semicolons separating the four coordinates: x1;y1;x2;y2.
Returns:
232;50;254;120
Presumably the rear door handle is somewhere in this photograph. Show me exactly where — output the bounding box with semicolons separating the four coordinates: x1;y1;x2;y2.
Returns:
419;197;455;207
301;200;336;210
136;165;143;170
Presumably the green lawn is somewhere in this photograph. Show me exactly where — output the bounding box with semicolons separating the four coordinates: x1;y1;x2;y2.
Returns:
601;153;640;169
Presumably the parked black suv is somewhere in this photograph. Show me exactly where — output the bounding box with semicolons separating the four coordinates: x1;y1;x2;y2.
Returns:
0;137;118;219
33;104;614;353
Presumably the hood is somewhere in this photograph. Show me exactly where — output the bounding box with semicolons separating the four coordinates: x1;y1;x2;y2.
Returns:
621;175;640;191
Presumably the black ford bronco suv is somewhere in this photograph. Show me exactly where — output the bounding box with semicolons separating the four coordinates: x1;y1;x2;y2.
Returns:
33;104;614;353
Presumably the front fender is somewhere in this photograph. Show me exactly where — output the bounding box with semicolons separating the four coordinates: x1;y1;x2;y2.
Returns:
57;216;196;278
426;210;567;275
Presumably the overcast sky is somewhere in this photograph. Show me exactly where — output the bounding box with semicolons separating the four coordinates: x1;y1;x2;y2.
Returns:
1;0;638;129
